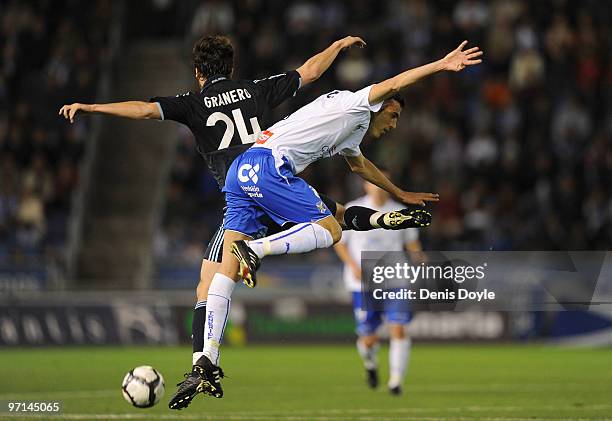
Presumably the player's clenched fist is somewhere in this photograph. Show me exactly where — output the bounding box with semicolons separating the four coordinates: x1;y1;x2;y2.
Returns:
395;191;439;207
59;103;91;123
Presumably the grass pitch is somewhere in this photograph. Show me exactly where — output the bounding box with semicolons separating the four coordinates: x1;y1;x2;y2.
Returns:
0;344;610;420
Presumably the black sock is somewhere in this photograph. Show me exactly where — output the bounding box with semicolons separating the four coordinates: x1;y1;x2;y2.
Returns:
192;302;207;354
343;206;378;231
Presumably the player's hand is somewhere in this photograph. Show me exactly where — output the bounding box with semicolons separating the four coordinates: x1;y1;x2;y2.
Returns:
395;191;439;207
337;36;366;50
441;41;483;72
58;103;91;123
351;264;362;280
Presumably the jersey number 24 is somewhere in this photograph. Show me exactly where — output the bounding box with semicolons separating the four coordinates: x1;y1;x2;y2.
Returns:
207;109;262;150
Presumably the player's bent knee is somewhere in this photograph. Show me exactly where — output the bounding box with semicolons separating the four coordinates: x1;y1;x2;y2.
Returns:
325;222;343;244
329;219;343;243
361;335;379;347
330;226;342;243
315;215;342;244
389;324;406;339
217;254;240;281
334;203;346;227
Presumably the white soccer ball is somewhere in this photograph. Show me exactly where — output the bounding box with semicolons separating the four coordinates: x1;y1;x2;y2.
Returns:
121;365;165;408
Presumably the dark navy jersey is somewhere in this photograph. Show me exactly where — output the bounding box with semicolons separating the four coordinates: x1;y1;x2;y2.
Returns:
150;71;301;187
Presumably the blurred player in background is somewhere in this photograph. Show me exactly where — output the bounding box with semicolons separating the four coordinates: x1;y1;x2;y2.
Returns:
334;174;423;395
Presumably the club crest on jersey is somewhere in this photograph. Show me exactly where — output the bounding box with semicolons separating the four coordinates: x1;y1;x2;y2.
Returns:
256;130;273;144
316;201;327;213
238;163;260;184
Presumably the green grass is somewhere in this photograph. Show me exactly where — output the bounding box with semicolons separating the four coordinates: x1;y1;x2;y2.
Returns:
0;345;611;420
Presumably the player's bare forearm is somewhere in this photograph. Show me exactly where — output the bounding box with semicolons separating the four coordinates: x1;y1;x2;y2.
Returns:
333;242;354;266
333;242;361;277
345;155;439;206
58;101;160;123
346;154;403;197
368;40;483;105
368;60;446;104
297;36;366;86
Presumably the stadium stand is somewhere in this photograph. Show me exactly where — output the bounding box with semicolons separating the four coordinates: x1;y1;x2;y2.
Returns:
0;0;114;281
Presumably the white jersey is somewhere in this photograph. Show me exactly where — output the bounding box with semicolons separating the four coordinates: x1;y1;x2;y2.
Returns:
341;196;419;292
252;85;383;174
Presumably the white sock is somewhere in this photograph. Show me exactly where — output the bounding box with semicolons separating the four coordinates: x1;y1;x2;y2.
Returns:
247;222;333;258
202;273;236;365
356;339;379;370
192;351;204;366
388;337;411;388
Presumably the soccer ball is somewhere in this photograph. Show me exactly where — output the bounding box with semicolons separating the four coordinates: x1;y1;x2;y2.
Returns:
121;366;165;408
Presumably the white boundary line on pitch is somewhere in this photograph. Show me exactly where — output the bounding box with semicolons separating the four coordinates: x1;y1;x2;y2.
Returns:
3;414;611;421
2;406;612;419
0;403;611;414
0;382;600;400
0;390;118;399
0;403;611;413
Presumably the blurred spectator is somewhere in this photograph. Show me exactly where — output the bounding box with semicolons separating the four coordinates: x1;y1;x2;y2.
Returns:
190;0;235;38
0;0;112;270
465;128;498;168
16;185;46;249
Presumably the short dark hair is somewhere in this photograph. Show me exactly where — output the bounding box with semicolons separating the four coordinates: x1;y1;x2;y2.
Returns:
385;93;405;109
192;35;234;79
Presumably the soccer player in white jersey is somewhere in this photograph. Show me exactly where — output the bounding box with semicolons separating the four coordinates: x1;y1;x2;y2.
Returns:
197;40;482;397
334;175;423;395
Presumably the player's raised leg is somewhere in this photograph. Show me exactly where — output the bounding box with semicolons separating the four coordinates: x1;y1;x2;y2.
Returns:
246;214;340;257
233;214;341;287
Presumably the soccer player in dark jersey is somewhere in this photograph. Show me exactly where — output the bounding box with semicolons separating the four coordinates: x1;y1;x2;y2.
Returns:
59;34;427;409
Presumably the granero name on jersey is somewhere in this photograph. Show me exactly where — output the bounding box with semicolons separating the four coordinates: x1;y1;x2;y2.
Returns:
203;88;252;108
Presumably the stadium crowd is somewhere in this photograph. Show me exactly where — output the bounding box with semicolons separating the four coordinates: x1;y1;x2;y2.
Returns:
155;0;611;264
0;0;113;269
3;0;609;272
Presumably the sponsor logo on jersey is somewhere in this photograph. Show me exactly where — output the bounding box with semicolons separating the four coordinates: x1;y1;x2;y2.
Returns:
238;163;260;184
256;130;273;144
240;185;263;198
308;146;338;164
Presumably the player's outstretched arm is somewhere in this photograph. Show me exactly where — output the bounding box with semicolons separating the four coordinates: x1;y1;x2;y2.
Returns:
345;154;439;206
368;40;483;105
296;36;366;86
58;101;161;123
